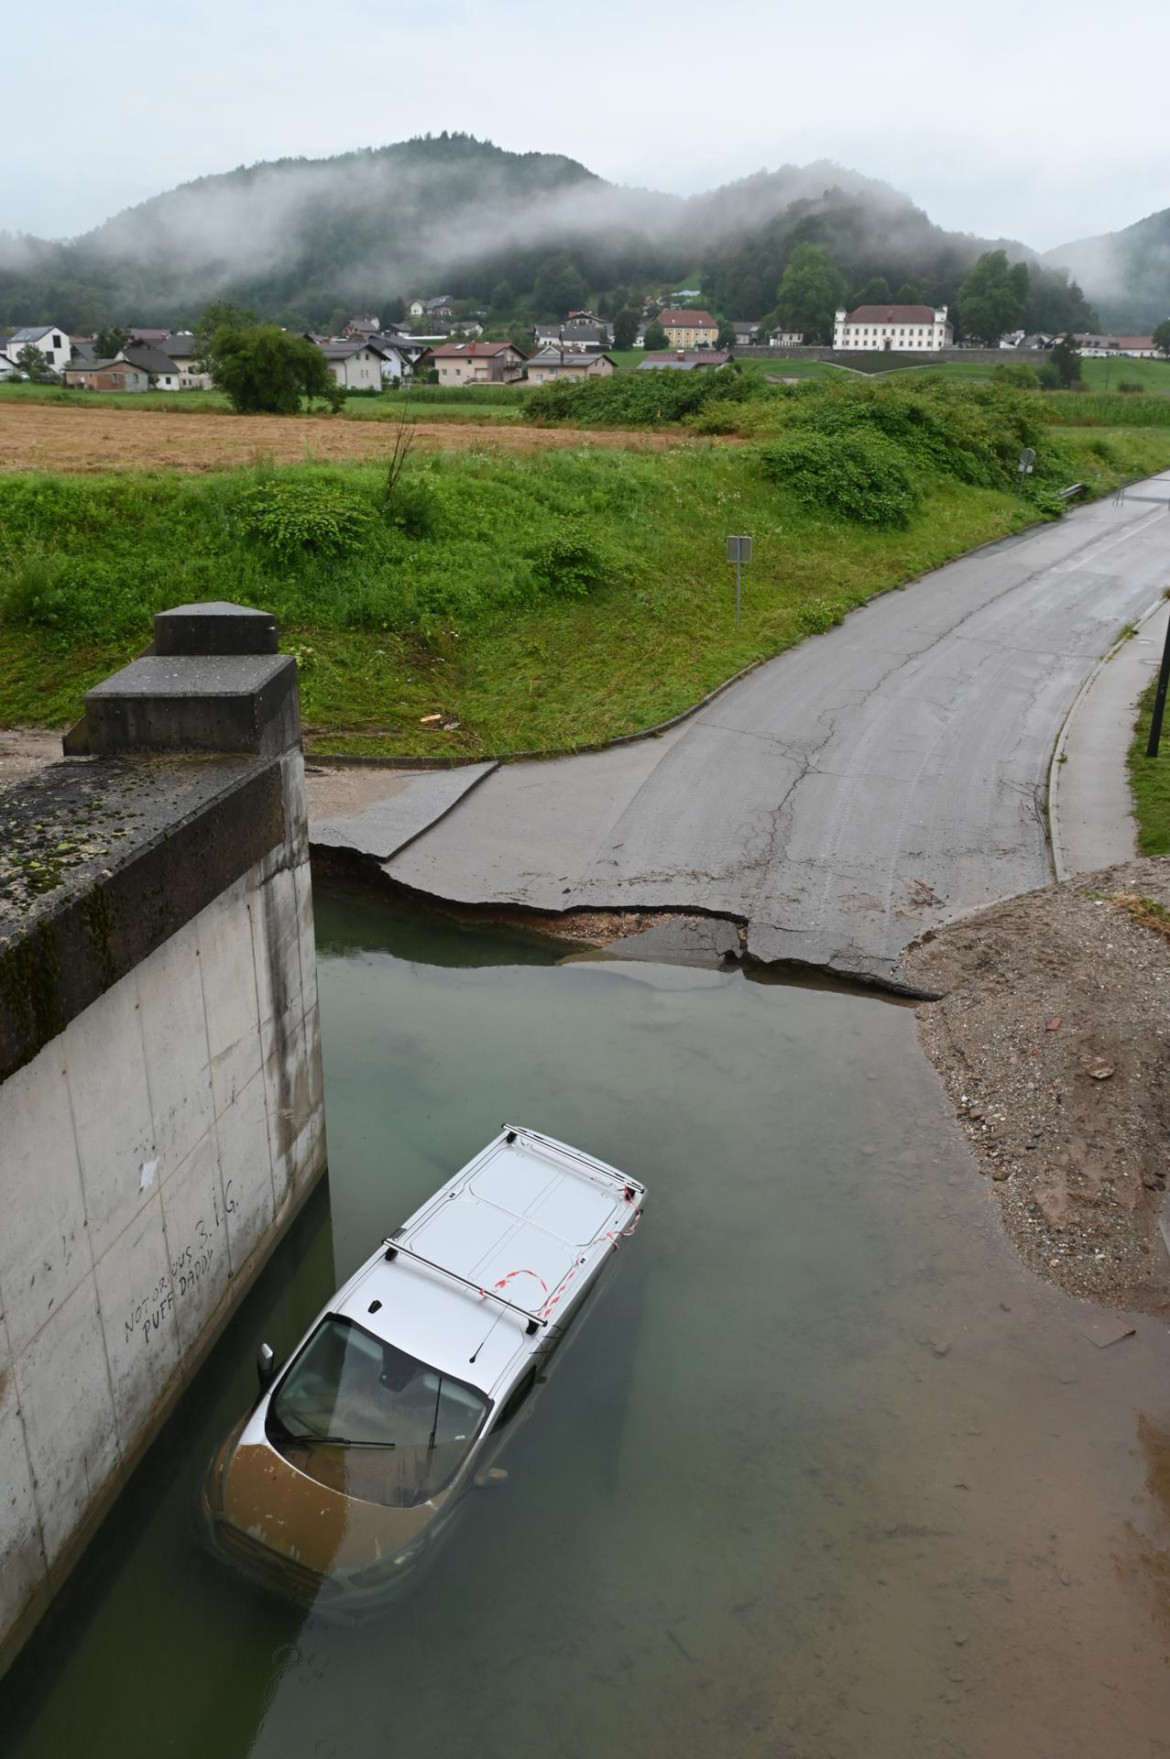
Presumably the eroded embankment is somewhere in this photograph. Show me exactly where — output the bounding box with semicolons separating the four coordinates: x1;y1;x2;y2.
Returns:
905;857;1170;1313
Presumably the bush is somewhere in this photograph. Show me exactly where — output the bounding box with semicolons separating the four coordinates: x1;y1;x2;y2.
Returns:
795;599;842;634
384;477;440;538
0;544;74;630
529;522;615;597
756;431;921;527
239;479;374;560
1118;380;1146;394
523;364;761;427
993;362;1041;390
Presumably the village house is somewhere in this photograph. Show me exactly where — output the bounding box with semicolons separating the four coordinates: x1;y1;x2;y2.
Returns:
769;330;804;348
659;309;719;349
117;340;184;389
62;359;150;392
127;327;171;345
410;295;454;318
317;339;385;390
157;332;212;389
732;321;761;346
424;340;527;384
343;315;382;338
638;349;733;372
833;304;952;352
367;334;427;383
1075;333;1160;358
534;319;611;351
1;324;72;374
526;349;615;385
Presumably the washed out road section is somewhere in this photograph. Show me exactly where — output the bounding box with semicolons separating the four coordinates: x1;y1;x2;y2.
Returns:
384;481;1170;985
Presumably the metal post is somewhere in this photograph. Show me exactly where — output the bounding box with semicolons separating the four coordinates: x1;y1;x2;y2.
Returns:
736;556;742;624
1146;610;1170;758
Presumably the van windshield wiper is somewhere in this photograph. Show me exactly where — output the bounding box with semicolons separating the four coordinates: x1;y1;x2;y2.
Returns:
286;1431;398;1448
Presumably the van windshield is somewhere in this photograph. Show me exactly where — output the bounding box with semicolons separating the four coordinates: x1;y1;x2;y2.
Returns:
266;1317;489;1507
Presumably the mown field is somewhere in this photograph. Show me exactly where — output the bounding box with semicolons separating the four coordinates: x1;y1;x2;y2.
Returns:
3;374;1170;757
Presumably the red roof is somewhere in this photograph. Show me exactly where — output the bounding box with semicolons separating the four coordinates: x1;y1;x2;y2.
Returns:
845;305;939;325
659;309;717;328
426;340;523;359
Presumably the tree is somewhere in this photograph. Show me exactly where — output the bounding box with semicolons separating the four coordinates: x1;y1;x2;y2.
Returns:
16;345;48;379
385;295;407;325
532;254;588;320
613;308;639;351
716;319;737;349
1154;319;1170;358
194;301;255;366
775;244;847;344
855;276;890;306
1048;333;1083;388
894;281;923;304
94;326;128;358
209;325;342;414
489;279;515;312
643;320;668;352
956;250;1029;344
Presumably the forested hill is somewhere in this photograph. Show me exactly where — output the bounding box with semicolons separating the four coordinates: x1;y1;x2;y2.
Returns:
1044;208;1170;330
0;131;1096;334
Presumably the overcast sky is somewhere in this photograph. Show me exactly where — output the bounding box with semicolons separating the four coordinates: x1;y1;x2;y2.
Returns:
5;0;1168;251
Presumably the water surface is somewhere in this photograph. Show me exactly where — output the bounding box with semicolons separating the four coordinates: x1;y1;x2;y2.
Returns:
5;876;1169;1759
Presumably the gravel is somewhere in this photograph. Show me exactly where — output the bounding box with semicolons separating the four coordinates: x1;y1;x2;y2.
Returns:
906;857;1170;1314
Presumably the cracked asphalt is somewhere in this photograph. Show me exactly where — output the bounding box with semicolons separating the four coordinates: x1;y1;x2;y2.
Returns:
384;479;1170;986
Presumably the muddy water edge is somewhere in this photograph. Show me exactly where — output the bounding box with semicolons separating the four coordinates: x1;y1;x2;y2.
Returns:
2;870;1168;1759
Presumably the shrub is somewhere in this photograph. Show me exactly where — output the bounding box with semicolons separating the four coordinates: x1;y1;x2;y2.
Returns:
993;362;1041;390
239;479;374;560
523;364;761;428
0;544;74;630
756;432;921;527
795;599;842;634
384;477;440;538
529;522;614;597
1118;380;1146;394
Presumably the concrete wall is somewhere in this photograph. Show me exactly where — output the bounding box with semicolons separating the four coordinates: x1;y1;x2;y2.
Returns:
0;604;327;1674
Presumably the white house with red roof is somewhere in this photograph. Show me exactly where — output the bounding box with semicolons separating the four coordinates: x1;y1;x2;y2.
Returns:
833;303;952;352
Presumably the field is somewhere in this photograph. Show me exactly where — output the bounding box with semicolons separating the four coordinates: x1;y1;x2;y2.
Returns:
5;369;1170;758
0;401;686;473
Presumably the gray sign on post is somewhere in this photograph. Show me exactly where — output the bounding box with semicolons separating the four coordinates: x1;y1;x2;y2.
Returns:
727;535;753;623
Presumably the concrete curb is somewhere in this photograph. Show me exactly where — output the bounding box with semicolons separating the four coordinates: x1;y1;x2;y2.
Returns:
1048;593;1167;881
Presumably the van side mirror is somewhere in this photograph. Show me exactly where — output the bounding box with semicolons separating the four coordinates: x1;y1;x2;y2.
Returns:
257;1342;276;1390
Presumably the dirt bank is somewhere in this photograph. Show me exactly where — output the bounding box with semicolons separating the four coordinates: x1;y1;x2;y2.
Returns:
905;857;1170;1314
0;403;690;474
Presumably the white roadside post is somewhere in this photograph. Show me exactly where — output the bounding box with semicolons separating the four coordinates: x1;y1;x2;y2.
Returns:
726;534;753;624
1017;446;1035;496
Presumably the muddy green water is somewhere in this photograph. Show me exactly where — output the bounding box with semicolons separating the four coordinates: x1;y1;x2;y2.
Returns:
4;876;1169;1759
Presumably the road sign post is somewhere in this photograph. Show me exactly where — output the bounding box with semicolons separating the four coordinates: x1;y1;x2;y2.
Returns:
726;534;753;623
1016;447;1035;495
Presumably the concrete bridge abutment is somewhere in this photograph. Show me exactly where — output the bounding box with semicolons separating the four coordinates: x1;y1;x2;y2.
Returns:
0;602;327;1676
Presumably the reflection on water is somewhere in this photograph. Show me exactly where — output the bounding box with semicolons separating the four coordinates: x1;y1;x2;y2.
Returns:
4;871;1170;1759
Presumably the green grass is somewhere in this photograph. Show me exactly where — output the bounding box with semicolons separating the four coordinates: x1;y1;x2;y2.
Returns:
1128;663;1170;854
6;376;1170;758
0;382;234;413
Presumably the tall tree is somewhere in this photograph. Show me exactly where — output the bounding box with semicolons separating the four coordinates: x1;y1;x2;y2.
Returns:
385;295;407;325
94;326;128;358
956;251;1030;344
775;244;847;343
532;254;587;319
194;301;255;365
1151;318;1170;357
613;308;639;351
209;325;341;414
643;320;668;351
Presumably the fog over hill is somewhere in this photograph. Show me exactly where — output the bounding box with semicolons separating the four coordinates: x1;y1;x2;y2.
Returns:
1044;208;1170;330
0;132;1097;333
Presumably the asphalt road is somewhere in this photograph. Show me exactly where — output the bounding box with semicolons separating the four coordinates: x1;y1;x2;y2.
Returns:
385;479;1170;986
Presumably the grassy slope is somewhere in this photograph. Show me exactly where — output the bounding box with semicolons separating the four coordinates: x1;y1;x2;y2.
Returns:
5;417;1170;759
1129;670;1170;854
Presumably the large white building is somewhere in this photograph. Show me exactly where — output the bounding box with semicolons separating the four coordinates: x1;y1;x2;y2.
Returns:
833;304;952;352
1;323;72;374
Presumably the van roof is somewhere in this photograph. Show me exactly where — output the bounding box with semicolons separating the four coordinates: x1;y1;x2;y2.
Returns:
334;1127;643;1396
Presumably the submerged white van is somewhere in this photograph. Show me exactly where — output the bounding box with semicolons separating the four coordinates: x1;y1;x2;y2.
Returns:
201;1126;645;1612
